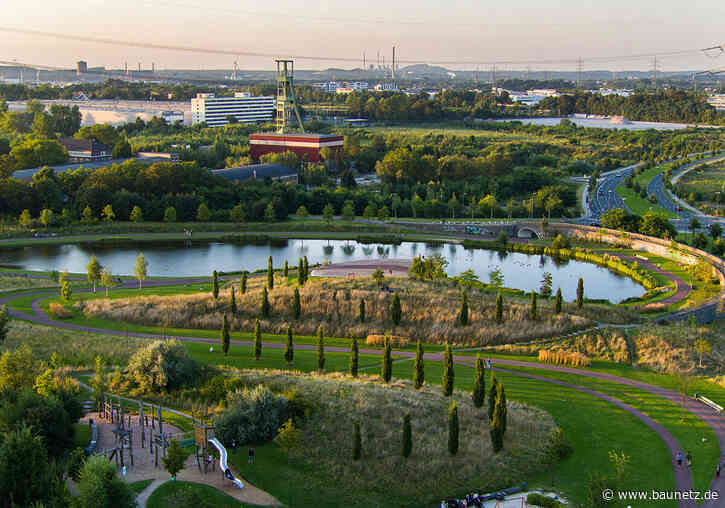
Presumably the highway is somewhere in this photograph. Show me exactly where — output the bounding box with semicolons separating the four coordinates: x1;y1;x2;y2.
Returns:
587;164;640;222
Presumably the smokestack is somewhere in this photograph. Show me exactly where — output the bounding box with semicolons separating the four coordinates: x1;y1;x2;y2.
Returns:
152;62;155;73
138;62;141;72
392;45;395;84
124;61;128;76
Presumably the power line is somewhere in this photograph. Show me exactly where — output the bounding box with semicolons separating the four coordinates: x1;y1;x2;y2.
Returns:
0;26;710;68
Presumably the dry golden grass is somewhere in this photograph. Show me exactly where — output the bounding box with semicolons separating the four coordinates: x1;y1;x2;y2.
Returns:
538;349;591;368
48;302;73;318
488;329;631;364
630;324;725;376
229;369;557;499
2;321;146;367
0;275;58;292
366;334;410;347
81;275;595;347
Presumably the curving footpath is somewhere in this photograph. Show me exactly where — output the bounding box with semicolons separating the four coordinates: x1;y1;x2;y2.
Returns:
1;284;724;506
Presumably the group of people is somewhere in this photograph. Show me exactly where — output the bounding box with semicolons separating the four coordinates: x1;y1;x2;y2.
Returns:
676;451;693;468
439;492;488;508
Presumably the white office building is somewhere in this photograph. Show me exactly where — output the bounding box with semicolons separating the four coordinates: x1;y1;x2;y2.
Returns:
707;94;725;111
191;92;275;126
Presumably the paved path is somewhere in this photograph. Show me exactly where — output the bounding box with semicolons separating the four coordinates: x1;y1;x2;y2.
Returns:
136;478;166;508
614;254;692;307
2;277;724;504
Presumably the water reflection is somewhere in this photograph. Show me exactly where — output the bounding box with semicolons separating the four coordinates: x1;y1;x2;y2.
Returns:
0;239;645;303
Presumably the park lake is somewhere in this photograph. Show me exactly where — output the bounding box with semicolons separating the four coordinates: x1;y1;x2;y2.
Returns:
0;239;645;303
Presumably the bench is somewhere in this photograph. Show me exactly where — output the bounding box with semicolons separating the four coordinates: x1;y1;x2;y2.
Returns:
695;393;723;413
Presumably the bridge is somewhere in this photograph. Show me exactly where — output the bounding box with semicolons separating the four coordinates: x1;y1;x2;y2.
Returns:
393;220;547;239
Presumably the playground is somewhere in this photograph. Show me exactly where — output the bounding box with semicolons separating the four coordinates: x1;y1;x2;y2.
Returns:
82;396;279;506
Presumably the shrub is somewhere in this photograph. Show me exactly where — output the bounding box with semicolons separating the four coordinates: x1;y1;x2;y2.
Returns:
48;302;73;319
213;385;288;446
366;334;409;347
547;428;574;461
74;455;136;508
119;340;198;392
526;493;564;508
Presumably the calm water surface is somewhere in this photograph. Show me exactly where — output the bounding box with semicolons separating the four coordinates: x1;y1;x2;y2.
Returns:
0;239;644;303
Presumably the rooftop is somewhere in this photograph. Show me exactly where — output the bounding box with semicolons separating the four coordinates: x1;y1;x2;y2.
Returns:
212;163;297;182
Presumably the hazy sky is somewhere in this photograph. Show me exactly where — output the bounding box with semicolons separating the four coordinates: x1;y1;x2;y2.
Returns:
2;0;725;71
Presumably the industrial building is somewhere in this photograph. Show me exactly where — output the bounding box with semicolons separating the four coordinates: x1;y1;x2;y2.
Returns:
212;163;298;183
249;132;344;163
191;92;275;126
60;138;111;163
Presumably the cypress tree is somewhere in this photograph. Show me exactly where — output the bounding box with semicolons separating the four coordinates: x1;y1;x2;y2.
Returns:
472;354;485;408
402;411;412;458
495;291;503;323
253;318;262;360
230;287;237;314
490;383;507;453
261;286;271;318
554;288;562;314
283;260;289;277
303;257;309;284
0;305;8;345
391;291;402;326
297;256;304;286
458;289;469;326
490;399;504;453
350;337;359;377
316;326;325;372
499;384;508;435
212;270;219;299
413;340;424;389
240;271;247;294
442;343;454;396
284;325;294;364
448;400;459;456
267;256;274;290
381;334;392;383
577;277;584;308
359;298;366;323
220;314;230;356
293;288;301;320
353;421;361;461
488;373;499;422
529;291;537;320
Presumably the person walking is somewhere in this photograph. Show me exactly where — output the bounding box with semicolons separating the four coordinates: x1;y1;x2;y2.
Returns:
686;451;692;468
716;462;721;477
248;447;255;464
676;452;683;467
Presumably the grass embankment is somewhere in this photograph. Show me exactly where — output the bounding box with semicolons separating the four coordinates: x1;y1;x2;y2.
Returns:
490;362;719;497
146;481;246;508
227;363;679;507
0;219;404;243
0;275;59;293
77;274;601;347
227;369;556;508
615;165;676;218
675;160;725;215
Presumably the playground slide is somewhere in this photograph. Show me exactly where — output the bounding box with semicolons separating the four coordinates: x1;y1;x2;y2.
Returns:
208;437;244;489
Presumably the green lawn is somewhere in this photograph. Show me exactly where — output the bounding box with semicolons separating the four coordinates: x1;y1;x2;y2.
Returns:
489;362;719;497
146;481;253;508
616;185;676;218
185;341;383;374
227;360;677;507
128;479;154;496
